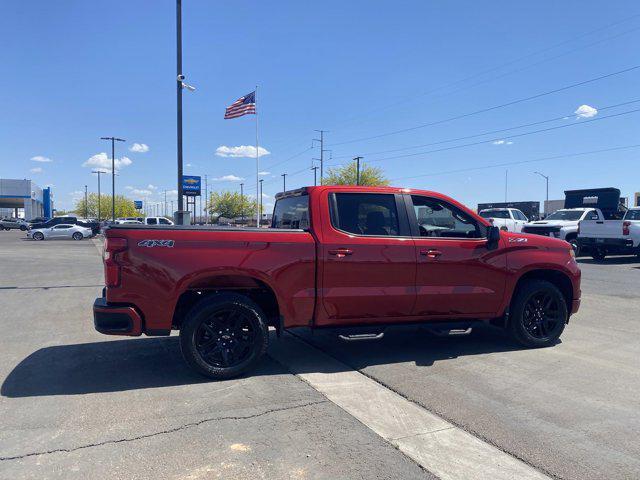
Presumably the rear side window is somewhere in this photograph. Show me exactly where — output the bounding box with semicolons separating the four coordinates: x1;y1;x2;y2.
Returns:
272;195;310;229
146;218;158;225
480;210;509;219
331;193;399;236
625;210;640;220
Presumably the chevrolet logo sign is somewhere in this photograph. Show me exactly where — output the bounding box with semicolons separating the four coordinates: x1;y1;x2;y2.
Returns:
184;178;198;184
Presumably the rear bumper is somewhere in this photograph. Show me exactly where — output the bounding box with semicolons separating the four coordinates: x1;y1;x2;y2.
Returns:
93;297;142;336
577;237;636;253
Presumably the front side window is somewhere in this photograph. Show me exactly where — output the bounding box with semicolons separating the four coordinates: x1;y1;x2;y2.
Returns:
147;218;158;225
331;193;399;236
272;194;310;229
412;196;481;238
514;210;528;221
159;218;171;225
480;210;510;219
625;209;640;221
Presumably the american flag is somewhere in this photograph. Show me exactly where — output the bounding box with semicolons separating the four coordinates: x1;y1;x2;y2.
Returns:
224;91;256;119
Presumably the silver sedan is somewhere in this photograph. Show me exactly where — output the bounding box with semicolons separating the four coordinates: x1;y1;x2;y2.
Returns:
27;224;93;241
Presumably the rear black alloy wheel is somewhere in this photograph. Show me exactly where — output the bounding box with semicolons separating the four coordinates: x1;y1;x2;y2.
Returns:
591;249;606;261
509;279;567;347
180;293;269;379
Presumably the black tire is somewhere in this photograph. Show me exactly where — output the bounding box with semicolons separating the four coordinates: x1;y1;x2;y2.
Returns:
33;231;44;241
72;232;83;241
20;225;27;231
591;249;606;261
179;293;269;379
509;279;567;348
566;236;579;256
0;225;4;230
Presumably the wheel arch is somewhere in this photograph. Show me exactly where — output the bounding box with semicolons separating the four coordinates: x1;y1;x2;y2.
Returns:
512;268;574;314
171;273;282;333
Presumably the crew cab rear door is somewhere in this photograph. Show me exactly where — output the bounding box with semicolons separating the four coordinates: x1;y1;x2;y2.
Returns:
406;194;506;317
316;191;416;325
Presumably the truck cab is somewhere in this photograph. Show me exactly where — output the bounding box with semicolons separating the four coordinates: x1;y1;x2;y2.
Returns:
478;208;528;232
522;208;601;253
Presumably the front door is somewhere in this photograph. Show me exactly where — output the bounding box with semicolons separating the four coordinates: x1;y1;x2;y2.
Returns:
407;195;506;317
317;192;416;326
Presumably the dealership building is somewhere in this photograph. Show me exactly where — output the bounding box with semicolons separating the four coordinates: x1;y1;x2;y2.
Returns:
0;178;53;219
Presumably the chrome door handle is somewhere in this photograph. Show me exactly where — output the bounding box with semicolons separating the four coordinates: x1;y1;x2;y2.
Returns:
420;249;442;258
329;248;353;258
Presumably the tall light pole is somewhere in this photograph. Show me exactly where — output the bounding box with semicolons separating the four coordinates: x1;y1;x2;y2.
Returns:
84;185;88;218
311;166;319;186
353;156;363;186
313;130;328;185
258;179;264;227
176;0;184;218
281;173;287;192
534;171;550;216
92;170;105;222
100;136;125;221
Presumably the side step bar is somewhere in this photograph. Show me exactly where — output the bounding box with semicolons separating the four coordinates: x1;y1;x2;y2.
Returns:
338;332;385;342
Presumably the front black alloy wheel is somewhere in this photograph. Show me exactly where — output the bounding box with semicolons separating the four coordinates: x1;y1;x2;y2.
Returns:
180;293;269;379
509;279;567;347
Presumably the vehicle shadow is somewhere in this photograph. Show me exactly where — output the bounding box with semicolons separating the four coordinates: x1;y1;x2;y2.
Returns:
2;326;537;398
1;336;283;398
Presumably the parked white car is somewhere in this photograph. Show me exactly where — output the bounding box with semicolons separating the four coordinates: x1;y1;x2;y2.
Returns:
27;224;93;241
522;208;601;253
577;207;640;260
478;208;528;232
144;216;174;225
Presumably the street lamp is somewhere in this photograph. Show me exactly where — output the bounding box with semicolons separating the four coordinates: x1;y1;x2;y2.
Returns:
534;171;549;216
100;136;125;221
92;170;105;222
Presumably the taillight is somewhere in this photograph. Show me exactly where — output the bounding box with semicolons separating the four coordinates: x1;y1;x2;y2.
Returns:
623;221;631;236
104;237;128;287
577;222;580;234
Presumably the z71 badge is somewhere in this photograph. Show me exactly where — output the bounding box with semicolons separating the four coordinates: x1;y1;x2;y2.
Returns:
138;239;175;248
508;237;528;243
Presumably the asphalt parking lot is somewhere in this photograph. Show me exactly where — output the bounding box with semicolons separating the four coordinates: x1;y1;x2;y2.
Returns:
1;230;639;479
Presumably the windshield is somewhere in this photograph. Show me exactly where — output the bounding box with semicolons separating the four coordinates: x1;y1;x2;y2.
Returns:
544;210;585;221
479;210;510;219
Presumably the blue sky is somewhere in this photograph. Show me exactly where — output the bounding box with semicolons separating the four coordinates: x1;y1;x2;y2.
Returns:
1;1;639;212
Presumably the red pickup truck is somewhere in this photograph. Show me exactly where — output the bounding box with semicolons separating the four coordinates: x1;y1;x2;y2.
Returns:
94;186;581;379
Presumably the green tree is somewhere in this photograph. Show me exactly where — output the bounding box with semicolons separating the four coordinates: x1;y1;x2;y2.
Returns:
324;159;389;186
75;193;138;219
207;191;258;221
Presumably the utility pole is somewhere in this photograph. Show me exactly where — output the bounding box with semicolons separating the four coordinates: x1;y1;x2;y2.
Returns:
163;190;168;217
240;183;244;222
504;170;508;203
100;136;125;221
92;170;105;222
176;0;184;217
313;130;328;185
534;171;549;216
281;173;287;192
84;185;88;218
258;179;264;227
204;174;208;224
311;166;319;186
353;156;363;186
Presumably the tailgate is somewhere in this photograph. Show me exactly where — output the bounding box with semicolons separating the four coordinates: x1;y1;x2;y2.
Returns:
579;220;622;238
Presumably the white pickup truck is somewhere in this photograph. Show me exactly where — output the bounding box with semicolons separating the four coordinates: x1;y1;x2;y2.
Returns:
478;208;528;232
577;207;640;260
522;208;601;253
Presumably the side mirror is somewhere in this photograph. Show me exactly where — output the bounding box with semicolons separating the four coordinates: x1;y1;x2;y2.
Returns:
487;226;501;250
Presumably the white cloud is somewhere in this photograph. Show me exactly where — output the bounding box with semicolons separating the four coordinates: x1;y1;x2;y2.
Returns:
31;155;52;163
258;171;270;176
575;104;598;119
215;145;271;158
129;143;149;153
147;184;157;190
30;167;43;174
492;139;513;146
129;188;153;197
186;163;193;168
261;192;270;199
213;174;244;182
82;152;133;171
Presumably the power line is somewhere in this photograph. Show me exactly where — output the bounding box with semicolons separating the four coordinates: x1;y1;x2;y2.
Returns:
325;107;640;168
328;14;640;131
329;64;640;147
389;144;640;182
330;98;640;161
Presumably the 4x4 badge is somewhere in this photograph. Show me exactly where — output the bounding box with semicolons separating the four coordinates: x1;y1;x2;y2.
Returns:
138;239;175;248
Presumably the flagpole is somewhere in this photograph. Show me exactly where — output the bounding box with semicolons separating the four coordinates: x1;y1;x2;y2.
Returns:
255;85;259;227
